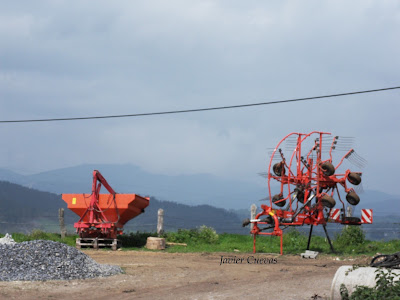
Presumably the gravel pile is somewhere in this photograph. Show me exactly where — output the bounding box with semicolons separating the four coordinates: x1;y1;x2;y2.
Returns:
0;240;122;281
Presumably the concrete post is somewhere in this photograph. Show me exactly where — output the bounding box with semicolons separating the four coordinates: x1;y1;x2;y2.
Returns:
346;206;353;229
157;208;164;236
58;208;66;239
251;204;257;231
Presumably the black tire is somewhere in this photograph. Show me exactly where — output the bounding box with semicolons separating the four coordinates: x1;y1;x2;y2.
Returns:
321;162;335;176
346;192;360;205
348;172;362;185
273;162;285;176
321;195;336;208
259;215;273;224
242;218;250;227
272;194;286;207
296;191;305;203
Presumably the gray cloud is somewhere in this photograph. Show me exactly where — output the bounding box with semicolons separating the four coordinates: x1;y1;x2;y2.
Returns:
0;1;399;196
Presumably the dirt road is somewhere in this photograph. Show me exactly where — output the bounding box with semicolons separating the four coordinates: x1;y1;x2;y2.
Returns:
0;250;369;300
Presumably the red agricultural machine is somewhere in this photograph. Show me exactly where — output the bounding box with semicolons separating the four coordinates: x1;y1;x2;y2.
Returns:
62;170;150;250
243;131;373;254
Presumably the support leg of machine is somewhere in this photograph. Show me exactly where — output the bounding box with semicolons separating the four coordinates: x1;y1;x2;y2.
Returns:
322;224;335;253
306;225;313;250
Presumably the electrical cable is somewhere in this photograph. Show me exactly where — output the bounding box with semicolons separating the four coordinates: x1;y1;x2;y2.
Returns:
0;86;399;123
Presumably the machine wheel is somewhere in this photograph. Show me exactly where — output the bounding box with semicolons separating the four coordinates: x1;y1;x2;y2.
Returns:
348;172;362;185
272;194;286;207
321;195;336;208
260;215;273;224
297;191;305;203
346;192;360;205
273;162;285;176
242;218;250;227
321;162;335;176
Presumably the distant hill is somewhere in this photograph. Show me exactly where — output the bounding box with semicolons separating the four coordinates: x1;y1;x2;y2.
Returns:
0;181;246;235
0;164;267;210
0;180;398;241
0;164;398;216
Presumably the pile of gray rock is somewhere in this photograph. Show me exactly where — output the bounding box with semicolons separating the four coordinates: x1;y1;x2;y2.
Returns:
0;239;122;281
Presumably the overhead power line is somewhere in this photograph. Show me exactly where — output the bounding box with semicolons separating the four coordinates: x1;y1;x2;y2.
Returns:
1;86;399;123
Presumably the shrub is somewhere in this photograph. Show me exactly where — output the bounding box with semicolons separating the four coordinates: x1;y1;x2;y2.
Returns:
31;229;49;240
119;232;156;247
166;226;219;244
167;229;198;243
335;226;365;250
198;225;219;244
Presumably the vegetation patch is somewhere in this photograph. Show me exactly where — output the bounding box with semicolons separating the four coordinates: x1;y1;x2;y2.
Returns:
1;226;399;256
340;268;400;300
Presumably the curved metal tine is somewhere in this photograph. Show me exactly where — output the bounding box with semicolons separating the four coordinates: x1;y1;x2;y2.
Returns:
347;157;367;169
344;149;367;162
335;144;354;148
347;152;367;168
350;155;368;165
285;136;298;141
267;148;282;157
335;137;355;147
353;151;368;164
322;148;351;153
258;196;271;201
268;153;281;162
354;182;364;194
331;146;354;149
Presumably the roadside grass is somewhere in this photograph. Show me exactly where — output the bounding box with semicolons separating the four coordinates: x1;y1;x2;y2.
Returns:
1;226;399;256
162;226;400;256
0;229;76;247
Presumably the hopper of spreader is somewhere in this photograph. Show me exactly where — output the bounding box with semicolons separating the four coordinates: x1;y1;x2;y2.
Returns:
61;170;150;240
62;193;149;228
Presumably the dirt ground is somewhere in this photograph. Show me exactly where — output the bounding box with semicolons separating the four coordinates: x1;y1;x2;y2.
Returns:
0;250;370;300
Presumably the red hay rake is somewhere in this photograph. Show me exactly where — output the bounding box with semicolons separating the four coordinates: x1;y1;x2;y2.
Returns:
243;131;373;254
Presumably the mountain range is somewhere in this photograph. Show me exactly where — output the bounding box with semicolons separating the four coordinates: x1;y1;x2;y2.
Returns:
0;180;246;235
0;163;399;217
0;164;267;210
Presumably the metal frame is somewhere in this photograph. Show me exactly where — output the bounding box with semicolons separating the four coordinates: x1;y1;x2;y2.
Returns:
74;170;121;239
248;132;372;254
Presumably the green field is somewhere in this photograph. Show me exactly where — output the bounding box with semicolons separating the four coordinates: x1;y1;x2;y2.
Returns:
2;226;399;256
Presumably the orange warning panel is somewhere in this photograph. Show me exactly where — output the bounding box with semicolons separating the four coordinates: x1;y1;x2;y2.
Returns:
62;193;150;227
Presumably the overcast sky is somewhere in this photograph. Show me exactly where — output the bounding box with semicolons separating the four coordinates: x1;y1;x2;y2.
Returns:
0;1;399;195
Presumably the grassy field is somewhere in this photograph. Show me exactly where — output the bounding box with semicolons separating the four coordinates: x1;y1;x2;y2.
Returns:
2;226;399;256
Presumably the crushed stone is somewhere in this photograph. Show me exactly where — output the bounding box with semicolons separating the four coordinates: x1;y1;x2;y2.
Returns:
0;240;122;281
